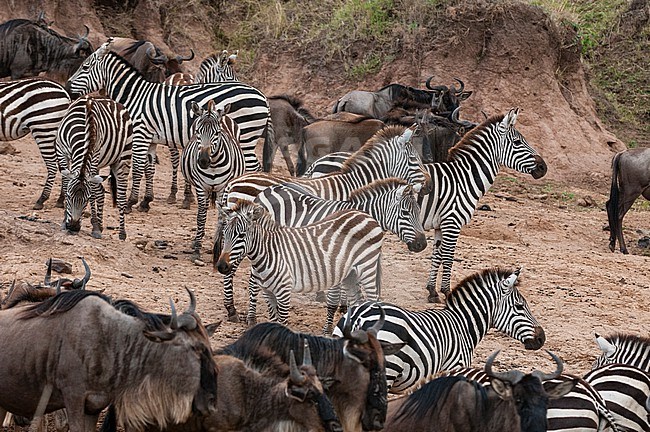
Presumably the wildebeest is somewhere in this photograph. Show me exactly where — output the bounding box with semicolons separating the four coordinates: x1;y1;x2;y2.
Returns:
0;18;93;80
219;307;404;432
263;94;316;175
0;289;218;432
606;147;650;254
295;115;385;176
109;37;195;83
385;350;575;432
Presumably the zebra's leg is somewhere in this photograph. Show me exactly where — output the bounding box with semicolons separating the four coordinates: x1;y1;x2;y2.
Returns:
127;135;149;212
262;289;279;323
246;270;262;326
56;176;68;209
33;145;59;210
223;261;242;323
90;182;105;239
181;179;194;210
324;287;342;335
437;227;461;298
115;163;129;240
167;147;180;204
192;187;208;259
426;229;444;303
138;143;157;212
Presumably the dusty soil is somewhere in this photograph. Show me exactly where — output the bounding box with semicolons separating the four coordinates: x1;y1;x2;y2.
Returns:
1;137;648;379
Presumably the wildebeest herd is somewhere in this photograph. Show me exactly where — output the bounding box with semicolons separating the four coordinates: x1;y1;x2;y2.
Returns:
1;12;650;432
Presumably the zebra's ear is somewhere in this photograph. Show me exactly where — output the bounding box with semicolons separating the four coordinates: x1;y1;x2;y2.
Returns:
401;184;414;197
398;127;414;145
501;108;519;129
227;51;238;64
595;334;616;357
222;103;231;115
250;205;265;220
88;175;105;184
190;101;202;117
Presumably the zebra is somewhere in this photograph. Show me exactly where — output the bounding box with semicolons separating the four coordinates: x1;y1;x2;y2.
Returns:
66;40;268;213
584;363;650;432
218;178;427;323
163;72;195;86
302;108;548;303
439;365;621;431
181;100;247;259
214;125;432;321
215;201;384;334
195;49;238;83
56;95;133;240
0;78;70;209
332;267;546;393
594;333;650;370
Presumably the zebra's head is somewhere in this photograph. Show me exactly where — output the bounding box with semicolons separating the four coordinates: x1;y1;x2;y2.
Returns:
190;100;231;169
61;169;103;233
196;49;238;83
487;268;546;350
66;39;113;98
495;108;548;179
215;201;266;274
592;333;649;369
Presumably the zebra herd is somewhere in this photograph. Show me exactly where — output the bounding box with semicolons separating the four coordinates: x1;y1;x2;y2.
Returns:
1;36;648;432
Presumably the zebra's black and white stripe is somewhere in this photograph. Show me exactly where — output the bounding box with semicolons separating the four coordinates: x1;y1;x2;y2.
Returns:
333;267;546;392
195;50;238;83
0;78;71;209
594;333;650;370
584;363;650;432
216;201;384;334
181;100;247;257
303;109;548;303
56;95;133;240
66;41;268;212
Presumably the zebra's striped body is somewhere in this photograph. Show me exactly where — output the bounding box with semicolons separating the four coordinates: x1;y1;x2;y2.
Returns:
333;268;546;393
66;41;268;212
594;333;650;370
304;109;548;303
195;50;238;83
584;363;650;432
181;100;247;256
216;202;384;334
439;368;620;432
0;78;71;209
56;96;133;240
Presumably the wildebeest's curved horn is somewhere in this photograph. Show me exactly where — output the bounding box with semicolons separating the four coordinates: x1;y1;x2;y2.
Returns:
176;49;195;63
184;287;196;315
289;350;307;384
368;304;385;336
80;257;90;289
530;350;564;381
169;298;178;330
451;107;460;123
146;46;167;65
426;76;448;92
44;258;53;286
303;340;312;366
82;25;90;39
484;350;525;384
451;78;465;95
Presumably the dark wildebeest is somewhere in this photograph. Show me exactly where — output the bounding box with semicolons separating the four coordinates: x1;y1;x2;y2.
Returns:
385;350;575;432
0;289;218;432
606;147;650;254
263;94;317;176
296;114;385;176
332;78;472;120
0;18;93;80
109;37;194;83
218;308;404;432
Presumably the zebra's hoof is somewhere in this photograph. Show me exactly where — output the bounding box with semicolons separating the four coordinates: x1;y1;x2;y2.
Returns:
246;318;257;327
427;292;443;303
91;231;102;239
181;200;192;210
137;202;150;212
55;200;64;209
32;202;44;210
166;195;177;204
227;311;239;323
119;233;127;241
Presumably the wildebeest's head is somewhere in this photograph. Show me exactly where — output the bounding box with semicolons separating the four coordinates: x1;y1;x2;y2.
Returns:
425;77;473;115
67;39;114;97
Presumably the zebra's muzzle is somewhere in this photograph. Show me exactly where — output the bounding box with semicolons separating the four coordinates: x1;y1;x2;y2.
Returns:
407;233;427;253
65;221;81;233
524;326;546;350
216;253;231;274
530;155;547;179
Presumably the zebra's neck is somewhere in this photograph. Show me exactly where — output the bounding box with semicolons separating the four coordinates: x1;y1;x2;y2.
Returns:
445;289;499;347
104;57;157;109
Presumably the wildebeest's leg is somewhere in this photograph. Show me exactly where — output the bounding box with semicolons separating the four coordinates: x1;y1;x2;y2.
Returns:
278;142;296;176
167;146;180;204
138;142;157;212
426;228;444;303
90;182;105;239
127;133;150;212
114;163;129;240
262;118;277;173
62;397;99;432
181;179;194;209
192;187;208;259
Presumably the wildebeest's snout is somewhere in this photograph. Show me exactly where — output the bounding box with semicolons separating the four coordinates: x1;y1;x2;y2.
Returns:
524;326;546;350
530;155;547;179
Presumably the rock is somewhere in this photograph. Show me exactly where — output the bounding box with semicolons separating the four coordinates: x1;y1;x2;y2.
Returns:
478;204;492;211
134;239;148;250
529;194;548;200
121;272;134;279
193;259;206;267
638;236;650;249
154;240;168;250
49;258;72;274
0;143;17;155
494;192;518;202
577;196;597;207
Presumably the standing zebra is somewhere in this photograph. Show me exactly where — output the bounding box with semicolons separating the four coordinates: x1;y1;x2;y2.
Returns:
304;109;548;302
195;50;238;83
0;78;70;209
181;100;246;258
216;202;384;334
217;179;427;323
584;363;650;432
333;267;546;392
66;40;268;212
56;95;133;240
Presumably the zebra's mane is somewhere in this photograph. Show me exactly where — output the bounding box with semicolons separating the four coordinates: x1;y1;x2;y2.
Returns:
447;114;506;160
446;267;515;300
604;333;650;349
104;51;153;82
79;97;98;179
340;125;407;172
347;178;407;201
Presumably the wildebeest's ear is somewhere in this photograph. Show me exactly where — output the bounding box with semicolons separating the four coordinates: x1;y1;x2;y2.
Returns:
318;376;338;390
543;378;577;399
205;321;222;337
380;341;406;356
491;378;513;400
458;91;473;101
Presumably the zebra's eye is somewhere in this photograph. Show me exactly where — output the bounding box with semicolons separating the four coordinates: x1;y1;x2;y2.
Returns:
514;302;525;311
82;64;90;71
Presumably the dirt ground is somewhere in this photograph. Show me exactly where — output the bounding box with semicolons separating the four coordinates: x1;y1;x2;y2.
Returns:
0;135;648;379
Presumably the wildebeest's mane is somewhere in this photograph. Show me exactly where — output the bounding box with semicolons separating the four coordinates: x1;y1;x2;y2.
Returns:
19;290;111;319
2;284;57;310
112;299;169;332
120;39;148;57
340;125;406;173
604;333;650;348
313;115;376;125
269;94;305;110
392;376;487;423
447;114;505;159
446;267;515;301
218;322;345;377
348;178;407;201
0;19;34;36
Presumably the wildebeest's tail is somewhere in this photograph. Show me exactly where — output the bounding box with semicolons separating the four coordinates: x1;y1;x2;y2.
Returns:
606;152;622;251
295;129;308;176
262;116;276;173
332;98;343;114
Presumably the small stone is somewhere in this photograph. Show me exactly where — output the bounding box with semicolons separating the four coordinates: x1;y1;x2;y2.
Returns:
193;259;206;267
121;272;134;279
0;143;18;155
49;258;72;274
478;204;492;211
529;194;548;200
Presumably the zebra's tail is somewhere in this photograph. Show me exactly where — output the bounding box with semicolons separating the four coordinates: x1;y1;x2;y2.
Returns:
606;152;622;251
262;116;276;173
109;172;117;207
209;191;217;208
295;129;308;176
